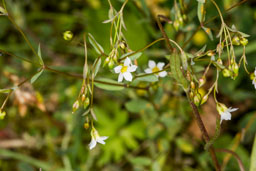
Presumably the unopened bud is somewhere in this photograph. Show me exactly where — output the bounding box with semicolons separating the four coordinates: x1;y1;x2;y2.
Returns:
193;94;201;106
173;20;180;31
207;50;215;57
240;37;248;46
201;94;208;105
63;31;73;41
84;97;90;109
81;94;86;102
250;73;255;80
108;59;115;69
189;91;194;99
232;62;239;75
222;69;231;77
0;110;6;120
199;76;206;87
119;41;127;50
72;100;80;113
190;81;196;90
232;36;240;46
84;122;89;129
217;58;223;65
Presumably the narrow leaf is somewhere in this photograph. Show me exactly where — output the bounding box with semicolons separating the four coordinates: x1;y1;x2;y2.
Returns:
37;44;44;65
83;35;88;80
197;2;205;23
202;26;213;41
93;58;102;78
0;88;11;94
31;70;44;84
88;33;104;55
0;6;7;15
250;135;256;171
135;74;158;82
129;52;142;60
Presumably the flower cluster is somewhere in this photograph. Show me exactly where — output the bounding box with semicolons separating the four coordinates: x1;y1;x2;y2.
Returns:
114;58;167;82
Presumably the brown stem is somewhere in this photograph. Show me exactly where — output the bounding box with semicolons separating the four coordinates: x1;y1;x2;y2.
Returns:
157;14;220;171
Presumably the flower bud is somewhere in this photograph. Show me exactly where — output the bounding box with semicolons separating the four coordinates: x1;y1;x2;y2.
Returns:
104;56;111;66
217;58;223;65
81;94;86;102
119;41;127;50
232;62;239;75
240;37;248;46
216;102;227;114
72;100;80;113
199;76;206;87
84;122;89;129
63;31;73;41
0;110;6;120
173;20;180;31
232;36;240;46
250;73;255;80
189;91;194;99
108;59;115;69
207;50;215;57
84;97;90;109
222;68;231;77
201;94;208;105
193;94;201;106
190;81;196;90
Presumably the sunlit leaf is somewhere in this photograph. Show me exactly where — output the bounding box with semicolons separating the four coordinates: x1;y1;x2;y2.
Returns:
31;70;44;84
37;44;44;65
88;33;104;55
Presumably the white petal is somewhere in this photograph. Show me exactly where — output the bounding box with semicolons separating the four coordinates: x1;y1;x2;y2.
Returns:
158;71;167;77
145;68;152;73
97;136;108;144
118;73;124;82
127;65;137;72
148;60;156;68
254;67;256;76
114;65;122;73
227;107;238;112
253;79;256;89
220;112;231;124
157;62;165;70
124;58;131;66
89;139;97;150
123;72;133;81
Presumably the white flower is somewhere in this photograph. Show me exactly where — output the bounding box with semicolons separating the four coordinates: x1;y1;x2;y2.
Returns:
89;127;108;150
217;103;238;123
114;58;137;82
144;60;167;77
252;67;256;89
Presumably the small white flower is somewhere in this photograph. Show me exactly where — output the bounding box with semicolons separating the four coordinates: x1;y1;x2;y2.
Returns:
114;58;137;82
144;60;167;77
252;67;256;89
217;103;238;123
89;127;108;150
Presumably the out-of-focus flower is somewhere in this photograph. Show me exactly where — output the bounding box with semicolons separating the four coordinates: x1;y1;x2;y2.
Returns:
114;58;137;82
89;127;108;150
217;103;238;123
144;60;167;77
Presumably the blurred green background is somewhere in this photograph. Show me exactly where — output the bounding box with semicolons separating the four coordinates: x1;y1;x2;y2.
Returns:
0;0;256;170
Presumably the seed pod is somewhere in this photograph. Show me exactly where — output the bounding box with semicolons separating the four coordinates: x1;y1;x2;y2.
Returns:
217;58;223;65
63;31;73;41
232;36;240;46
199;76;206;87
240;37;248;46
207;50;215;57
84;97;90;109
189;91;194;99
81;94;86;102
190;81;196;90
222;68;231;77
104;56;111;66
108;59;115;69
232;62;239;75
119;41;127;50
193;94;201;106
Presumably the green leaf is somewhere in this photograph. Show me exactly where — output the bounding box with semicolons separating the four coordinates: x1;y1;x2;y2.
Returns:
128;52;142;60
176;138;194;154
129;157;151;166
88;33;104;55
94;78;124;91
202;26;213;41
0;88;12;94
37;44;44;65
135;74;158;82
250;135;256;171
0;6;7;15
125;99;152;113
197;2;205;23
93;57;101;78
31;70;44;84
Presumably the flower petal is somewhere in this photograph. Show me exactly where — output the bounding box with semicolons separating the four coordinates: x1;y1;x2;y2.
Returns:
124;58;131;66
97;136;108;144
227;107;238;112
157;62;165;70
118;73;124;82
114;65;122;73
148;60;156;68
89;139;97;150
158;71;167;77
220;112;231;123
144;68;152;73
123;72;133;81
127;65;137;72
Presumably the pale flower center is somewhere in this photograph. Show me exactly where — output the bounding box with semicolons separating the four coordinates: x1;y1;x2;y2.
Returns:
152;66;159;73
121;66;128;73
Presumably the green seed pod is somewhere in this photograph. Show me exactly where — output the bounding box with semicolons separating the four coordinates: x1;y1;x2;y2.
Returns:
63;31;73;41
232;62;239;75
222;68;231;77
104;56;111;66
81;94;86;102
189;91;194;99
84;97;90;109
190;81;196;90
232;36;240;46
217;58;223;65
240;37;248;46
